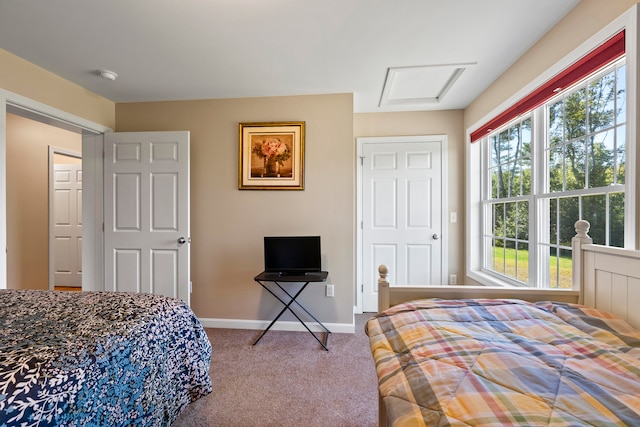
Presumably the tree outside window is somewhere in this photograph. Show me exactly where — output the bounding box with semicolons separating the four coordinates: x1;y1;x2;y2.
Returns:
483;60;626;288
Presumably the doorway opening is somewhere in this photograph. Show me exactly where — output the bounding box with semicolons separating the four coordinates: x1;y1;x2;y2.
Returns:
6;111;82;290
0;101;110;290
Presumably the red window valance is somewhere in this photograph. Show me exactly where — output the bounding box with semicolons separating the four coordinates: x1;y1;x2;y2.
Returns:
470;30;625;143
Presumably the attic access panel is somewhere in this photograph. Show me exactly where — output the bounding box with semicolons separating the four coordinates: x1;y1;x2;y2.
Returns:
379;63;475;108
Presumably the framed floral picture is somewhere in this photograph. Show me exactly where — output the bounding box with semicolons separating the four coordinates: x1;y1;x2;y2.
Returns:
238;121;305;190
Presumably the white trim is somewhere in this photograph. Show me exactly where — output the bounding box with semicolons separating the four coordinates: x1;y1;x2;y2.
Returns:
355;139;363;313
81;134;105;291
198;317;356;334
1;87;111;289
441;137;449;284
4;91;110;135
356;135;449;312
0;93;7;287
465;135;482;281
625;5;639;249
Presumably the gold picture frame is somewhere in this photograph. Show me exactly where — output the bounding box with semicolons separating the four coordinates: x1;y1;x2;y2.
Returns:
239;121;305;190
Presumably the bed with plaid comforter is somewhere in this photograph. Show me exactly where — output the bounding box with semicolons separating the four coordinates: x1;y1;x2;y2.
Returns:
0;290;212;427
366;298;640;426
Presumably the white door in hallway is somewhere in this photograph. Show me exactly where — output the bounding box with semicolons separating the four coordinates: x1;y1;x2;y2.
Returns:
52;163;82;287
104;131;191;304
361;137;446;312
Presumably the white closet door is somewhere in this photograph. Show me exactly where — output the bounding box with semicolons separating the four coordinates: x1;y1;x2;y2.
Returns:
362;139;444;312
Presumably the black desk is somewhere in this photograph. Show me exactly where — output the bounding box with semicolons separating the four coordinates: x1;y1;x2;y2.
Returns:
253;271;331;351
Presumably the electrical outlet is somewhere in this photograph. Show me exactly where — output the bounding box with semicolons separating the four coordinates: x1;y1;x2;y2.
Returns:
449;274;457;285
326;284;334;297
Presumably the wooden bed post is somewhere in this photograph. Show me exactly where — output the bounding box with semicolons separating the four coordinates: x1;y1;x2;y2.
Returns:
377;265;390;426
378;265;389;313
572;219;592;304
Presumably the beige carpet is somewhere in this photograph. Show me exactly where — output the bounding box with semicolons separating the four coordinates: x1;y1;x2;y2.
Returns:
173;314;379;427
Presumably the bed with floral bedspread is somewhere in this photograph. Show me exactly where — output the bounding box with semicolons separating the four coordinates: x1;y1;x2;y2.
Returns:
0;290;212;427
366;298;640;426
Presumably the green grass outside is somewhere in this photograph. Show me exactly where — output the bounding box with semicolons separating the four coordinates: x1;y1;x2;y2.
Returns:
492;246;572;288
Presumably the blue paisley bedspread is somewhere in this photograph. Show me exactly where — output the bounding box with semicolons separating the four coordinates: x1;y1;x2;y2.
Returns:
0;290;212;426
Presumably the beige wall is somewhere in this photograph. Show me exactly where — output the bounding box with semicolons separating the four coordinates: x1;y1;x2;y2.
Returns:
53;153;81;165
0;49;115;129
465;0;638;130
7;113;82;289
115;94;355;323
354;110;466;281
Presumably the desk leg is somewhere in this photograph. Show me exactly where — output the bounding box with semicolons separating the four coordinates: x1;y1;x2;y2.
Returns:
252;281;309;347
253;280;331;351
288;296;331;350
272;281;331;351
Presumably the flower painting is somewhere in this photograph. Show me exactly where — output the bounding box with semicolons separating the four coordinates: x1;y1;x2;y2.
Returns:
251;135;292;178
239;122;305;190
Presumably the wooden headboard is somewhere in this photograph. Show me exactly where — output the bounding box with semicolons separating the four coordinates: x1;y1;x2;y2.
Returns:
377;220;640;329
578;244;640;328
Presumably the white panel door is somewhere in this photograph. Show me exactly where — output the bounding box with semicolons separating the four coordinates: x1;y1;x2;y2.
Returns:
53;163;82;287
104;131;190;305
362;139;444;312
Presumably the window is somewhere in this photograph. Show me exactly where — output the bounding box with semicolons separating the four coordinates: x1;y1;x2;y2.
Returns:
486;118;531;284
479;58;627;288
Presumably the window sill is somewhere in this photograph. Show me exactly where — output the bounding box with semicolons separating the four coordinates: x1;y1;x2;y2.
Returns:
467;270;580;296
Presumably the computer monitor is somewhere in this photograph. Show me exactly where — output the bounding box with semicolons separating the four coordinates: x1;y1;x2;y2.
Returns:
264;236;321;274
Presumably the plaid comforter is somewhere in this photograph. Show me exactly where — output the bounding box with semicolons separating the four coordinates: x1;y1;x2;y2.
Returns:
366;299;640;426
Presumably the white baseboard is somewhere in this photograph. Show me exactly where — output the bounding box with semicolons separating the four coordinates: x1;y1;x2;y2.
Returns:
198;317;355;334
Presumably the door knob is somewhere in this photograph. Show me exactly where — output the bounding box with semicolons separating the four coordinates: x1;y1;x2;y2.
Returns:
178;237;187;244
432;234;440;240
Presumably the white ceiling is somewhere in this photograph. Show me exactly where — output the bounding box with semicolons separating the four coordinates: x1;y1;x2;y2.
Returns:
0;0;580;113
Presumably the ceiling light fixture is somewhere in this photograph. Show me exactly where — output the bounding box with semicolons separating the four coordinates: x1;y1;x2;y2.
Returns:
98;69;118;81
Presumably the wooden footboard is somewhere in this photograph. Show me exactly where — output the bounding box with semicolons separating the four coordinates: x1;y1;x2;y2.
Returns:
578;244;640;328
377;265;580;311
376;219;640;324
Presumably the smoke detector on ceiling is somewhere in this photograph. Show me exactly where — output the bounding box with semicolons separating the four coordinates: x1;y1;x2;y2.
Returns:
98;69;118;81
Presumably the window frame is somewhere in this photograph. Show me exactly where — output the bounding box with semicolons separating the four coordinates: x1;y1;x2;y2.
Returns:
466;12;638;289
481;59;626;288
481;115;535;288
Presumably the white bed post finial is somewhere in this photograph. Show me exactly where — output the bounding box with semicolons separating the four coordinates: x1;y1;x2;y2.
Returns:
378;265;390;313
572;220;592;303
574;220;591;240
